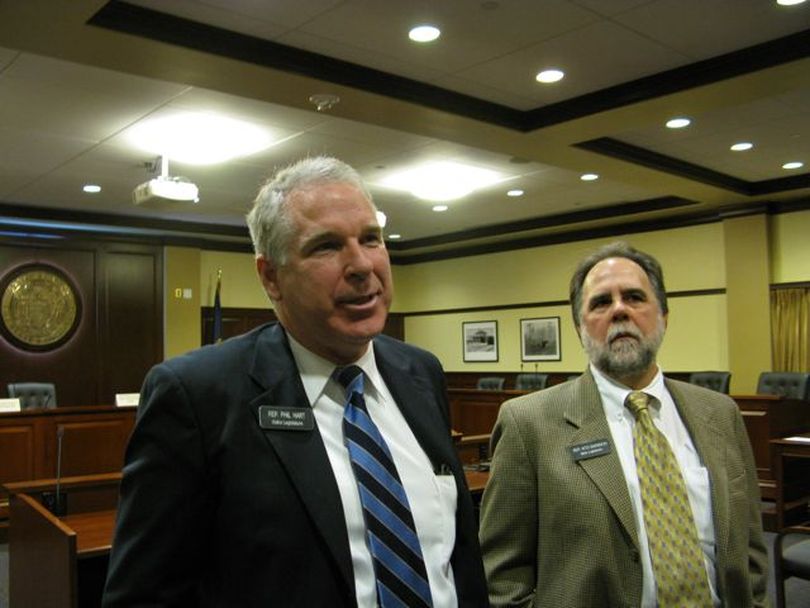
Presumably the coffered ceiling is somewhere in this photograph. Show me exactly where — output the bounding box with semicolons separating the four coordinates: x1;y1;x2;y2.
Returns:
0;0;808;262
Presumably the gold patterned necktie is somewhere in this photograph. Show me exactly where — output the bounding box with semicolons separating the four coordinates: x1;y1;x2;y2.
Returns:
625;391;712;608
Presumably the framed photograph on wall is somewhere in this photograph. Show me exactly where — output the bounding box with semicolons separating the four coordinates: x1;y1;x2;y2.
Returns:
462;320;499;362
520;317;561;361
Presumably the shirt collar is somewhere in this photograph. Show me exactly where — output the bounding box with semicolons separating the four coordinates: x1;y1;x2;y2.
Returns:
590;362;666;415
285;331;384;406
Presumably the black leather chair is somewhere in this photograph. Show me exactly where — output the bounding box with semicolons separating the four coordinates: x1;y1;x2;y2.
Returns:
515;373;548;391
756;372;810;400
7;382;57;409
688;371;731;394
476;377;505;391
774;525;810;608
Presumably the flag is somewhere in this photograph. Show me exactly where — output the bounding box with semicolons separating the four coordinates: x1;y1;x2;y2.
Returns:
213;269;223;343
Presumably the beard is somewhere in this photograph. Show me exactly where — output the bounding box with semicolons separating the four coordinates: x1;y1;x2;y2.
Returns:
581;318;665;380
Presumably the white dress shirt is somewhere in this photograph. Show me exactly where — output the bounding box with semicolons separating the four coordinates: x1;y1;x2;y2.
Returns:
287;334;458;607
590;364;719;608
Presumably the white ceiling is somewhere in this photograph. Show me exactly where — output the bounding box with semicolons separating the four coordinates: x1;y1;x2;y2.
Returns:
0;0;808;260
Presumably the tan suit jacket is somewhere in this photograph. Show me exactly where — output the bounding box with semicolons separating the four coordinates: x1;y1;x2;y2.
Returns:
479;371;768;608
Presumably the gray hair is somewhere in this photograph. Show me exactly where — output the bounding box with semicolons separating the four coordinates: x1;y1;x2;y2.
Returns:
246;156;375;264
569;241;668;328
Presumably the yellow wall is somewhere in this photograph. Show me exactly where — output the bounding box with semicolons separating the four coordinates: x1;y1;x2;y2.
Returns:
393;223;725;313
770;209;810;284
401;224;728;372
162;211;805;381
723;215;773;393
199;250;270;309
164;246;202;358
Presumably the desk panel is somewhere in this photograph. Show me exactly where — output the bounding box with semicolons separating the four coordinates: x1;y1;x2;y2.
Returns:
0;406;136;484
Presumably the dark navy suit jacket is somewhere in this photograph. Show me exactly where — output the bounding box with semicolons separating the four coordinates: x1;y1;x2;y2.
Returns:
103;323;488;607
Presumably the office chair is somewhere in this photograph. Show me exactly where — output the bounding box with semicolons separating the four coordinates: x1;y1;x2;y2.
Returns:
7;382;57;409
476;376;505;391
515;373;548;391
756;372;810;401
774;525;810;608
688;371;731;394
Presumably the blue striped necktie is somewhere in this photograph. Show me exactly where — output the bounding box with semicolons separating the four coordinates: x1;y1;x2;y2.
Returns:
336;365;433;608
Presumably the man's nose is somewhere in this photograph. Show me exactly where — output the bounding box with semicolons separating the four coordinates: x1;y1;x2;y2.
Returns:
610;298;629;319
344;241;373;276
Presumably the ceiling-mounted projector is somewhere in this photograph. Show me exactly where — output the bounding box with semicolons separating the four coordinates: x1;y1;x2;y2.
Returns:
133;177;199;207
132;156;199;207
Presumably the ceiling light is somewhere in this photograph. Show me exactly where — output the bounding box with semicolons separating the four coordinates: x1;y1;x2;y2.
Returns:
375;210;387;228
409;25;440;42
128;112;274;165
783;161;804;170
433;205;449;212
388;234;402;240
777;0;805;5
536;69;565;84
666;117;691;129
730;142;753;151
83;184;101;193
309;93;340;112
580;173;599;181
379;161;506;201
507;189;524;197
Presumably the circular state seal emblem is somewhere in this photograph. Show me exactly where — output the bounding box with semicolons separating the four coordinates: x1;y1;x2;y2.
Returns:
0;264;81;351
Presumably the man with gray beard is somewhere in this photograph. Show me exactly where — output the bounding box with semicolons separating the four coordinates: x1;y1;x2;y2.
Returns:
479;241;768;608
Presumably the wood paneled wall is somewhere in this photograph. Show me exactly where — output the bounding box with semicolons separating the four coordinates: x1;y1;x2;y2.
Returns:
0;239;163;406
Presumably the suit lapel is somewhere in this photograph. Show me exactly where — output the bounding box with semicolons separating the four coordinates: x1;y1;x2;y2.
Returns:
373;338;455;469
565;372;640;549
666;380;730;554
247;325;354;596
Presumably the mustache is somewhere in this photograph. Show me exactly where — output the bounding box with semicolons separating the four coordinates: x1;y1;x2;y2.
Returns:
606;323;642;343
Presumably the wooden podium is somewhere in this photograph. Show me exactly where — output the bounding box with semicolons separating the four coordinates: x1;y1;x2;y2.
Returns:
4;473;121;608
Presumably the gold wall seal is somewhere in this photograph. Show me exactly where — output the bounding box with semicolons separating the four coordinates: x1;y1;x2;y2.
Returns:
1;265;81;351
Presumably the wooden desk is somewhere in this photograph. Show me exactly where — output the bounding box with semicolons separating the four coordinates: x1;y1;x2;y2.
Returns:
5;474;121;608
735;395;810;499
0;406;134;527
770;435;810;530
448;388;527;436
464;470;489;496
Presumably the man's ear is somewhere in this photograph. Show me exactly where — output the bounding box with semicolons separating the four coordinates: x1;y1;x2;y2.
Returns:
256;256;282;301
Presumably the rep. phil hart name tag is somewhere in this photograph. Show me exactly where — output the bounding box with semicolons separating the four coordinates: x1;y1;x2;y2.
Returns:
258;406;314;431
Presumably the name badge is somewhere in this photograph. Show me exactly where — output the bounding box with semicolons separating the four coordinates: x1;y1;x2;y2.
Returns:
570;439;611;461
259;406;314;431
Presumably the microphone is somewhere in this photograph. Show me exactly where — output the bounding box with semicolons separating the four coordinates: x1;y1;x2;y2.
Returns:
56;426;64;513
45;426;67;516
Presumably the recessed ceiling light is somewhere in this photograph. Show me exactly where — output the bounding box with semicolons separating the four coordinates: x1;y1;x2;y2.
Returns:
379;161;506;201
536;69;565;84
666;117;691;129
783;161;804;170
409;25;440;42
777;0;805;5
388;234;402;240
129;112;275;165
83;184;101;193
580;173;599;181
375;210;387;228
507;189;524;197
432;205;449;212
730;142;753;151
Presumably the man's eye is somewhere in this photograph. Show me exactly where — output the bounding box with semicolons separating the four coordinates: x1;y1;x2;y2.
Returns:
362;234;382;246
312;241;339;253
